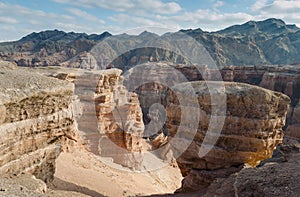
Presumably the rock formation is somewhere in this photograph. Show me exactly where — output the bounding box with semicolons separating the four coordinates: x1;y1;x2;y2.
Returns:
206;157;300;197
219;65;300;140
0;61;78;182
95;69;144;149
165;81;290;192
0;58;296;196
150;138;300;197
170;64;300;140
259;69;300;140
123;62;190;139
200;143;300;197
0;63;180;196
95;69;145;169
0;174;89;196
51;68;145;169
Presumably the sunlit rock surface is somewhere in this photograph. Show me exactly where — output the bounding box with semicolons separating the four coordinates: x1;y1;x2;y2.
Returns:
0;62;78;182
166;81;290;192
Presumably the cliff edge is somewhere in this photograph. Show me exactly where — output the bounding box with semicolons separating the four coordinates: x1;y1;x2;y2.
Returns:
0;61;79;182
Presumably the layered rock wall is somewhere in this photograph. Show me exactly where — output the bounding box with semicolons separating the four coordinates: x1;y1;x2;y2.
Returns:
166;81;290;192
115;63;300;149
52;68;145;169
218;66;300;139
95;69;144;151
95;69;145;169
172;64;300;140
259;70;300;139
0;62;78;182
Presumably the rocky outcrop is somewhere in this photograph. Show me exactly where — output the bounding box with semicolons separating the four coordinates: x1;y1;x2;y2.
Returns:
95;69;145;169
218;65;300;140
166;81;290;192
95;69;144;149
0;174;89;197
0;61;78;182
259;69;300;139
152;138;300;196
202;153;300;197
51;68;145;169
172;64;300;140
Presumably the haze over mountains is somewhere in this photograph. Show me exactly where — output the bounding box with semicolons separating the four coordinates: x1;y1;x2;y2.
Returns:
0;18;300;68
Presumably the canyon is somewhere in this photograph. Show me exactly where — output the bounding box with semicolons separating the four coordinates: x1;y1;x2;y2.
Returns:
0;17;299;197
0;59;299;196
0;62;183;196
121;63;296;194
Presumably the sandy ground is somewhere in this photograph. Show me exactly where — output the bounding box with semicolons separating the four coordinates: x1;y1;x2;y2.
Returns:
49;148;182;197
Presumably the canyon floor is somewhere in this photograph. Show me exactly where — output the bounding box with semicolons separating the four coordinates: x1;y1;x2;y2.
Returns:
50;148;182;197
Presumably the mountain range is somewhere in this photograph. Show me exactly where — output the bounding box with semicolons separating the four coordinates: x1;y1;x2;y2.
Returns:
0;18;300;69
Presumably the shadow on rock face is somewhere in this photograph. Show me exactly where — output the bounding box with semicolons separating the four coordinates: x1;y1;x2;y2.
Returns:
49;177;105;197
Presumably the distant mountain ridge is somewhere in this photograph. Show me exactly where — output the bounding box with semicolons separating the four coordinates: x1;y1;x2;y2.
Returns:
0;18;300;68
20;29;112;43
217;18;299;36
0;30;112;67
182;18;300;66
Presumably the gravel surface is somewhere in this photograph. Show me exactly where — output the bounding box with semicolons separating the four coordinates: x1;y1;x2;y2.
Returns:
0;61;74;104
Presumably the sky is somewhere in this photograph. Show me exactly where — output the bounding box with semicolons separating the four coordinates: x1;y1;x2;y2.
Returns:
0;0;300;41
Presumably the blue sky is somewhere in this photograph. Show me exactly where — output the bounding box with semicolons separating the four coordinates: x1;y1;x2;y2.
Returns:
0;0;299;41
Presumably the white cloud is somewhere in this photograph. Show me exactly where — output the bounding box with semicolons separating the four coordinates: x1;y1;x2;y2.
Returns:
66;8;105;24
0;16;18;24
213;0;224;8
109;14;163;27
51;0;135;12
1;0;300;42
254;0;300;13
51;0;181;15
0;2;108;41
251;0;300;14
155;9;253;31
251;0;268;11
134;0;181;15
250;0;300;27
